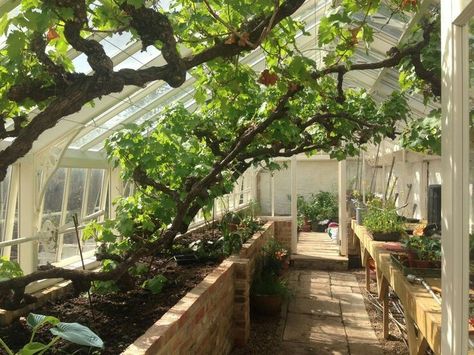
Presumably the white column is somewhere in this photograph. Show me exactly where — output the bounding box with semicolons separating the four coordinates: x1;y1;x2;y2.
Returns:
109;168;123;219
18;156;39;274
290;156;297;252
271;173;275;217
362;152;366;204
338;160;347;256
441;1;471;353
2;165;19;259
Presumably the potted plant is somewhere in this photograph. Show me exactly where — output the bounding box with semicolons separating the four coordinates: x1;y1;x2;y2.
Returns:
363;201;405;241
297;196;312;232
251;271;290;316
403;235;441;268
263;239;289;275
307;191;338;232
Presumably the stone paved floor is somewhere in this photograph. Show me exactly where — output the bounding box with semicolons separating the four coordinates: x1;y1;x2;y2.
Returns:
278;270;382;355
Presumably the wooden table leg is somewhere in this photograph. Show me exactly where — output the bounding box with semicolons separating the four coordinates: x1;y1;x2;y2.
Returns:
365;263;371;292
404;308;429;355
379;277;389;340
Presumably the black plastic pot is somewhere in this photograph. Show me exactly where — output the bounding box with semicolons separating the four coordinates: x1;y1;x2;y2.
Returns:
174;254;198;265
311;220;328;232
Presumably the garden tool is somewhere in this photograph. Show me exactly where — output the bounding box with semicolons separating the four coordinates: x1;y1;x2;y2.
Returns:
406;274;441;305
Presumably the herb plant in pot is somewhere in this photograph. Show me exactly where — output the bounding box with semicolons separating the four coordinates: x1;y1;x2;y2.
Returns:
363;202;405;241
251;270;290;316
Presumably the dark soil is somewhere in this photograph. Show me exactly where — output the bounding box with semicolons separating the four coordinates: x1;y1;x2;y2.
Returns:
0;258;218;355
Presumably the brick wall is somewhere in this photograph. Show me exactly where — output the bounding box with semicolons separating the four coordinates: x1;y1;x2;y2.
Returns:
123;222;276;354
123;260;235;355
273;220;292;253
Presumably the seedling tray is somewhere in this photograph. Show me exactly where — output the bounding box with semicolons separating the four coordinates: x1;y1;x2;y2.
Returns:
390;254;441;277
369;231;402;241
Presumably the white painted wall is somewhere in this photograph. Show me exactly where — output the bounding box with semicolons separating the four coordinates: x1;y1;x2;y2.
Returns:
258;159;338;215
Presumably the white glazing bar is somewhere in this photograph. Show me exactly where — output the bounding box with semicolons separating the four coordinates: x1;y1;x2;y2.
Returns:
1;165;19;259
98;170;110;221
291;156;297;252
56;168;71;261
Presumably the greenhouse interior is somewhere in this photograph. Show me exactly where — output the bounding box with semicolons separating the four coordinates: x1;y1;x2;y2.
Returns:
0;0;472;354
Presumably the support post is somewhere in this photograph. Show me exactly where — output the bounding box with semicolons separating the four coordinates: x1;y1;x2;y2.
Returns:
2;166;19;259
18;156;39;274
271;173;275;217
291;156;297;253
109;168;123;219
338;160;347;255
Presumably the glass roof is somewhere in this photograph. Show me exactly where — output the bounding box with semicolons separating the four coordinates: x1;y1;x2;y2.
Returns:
0;0;429;157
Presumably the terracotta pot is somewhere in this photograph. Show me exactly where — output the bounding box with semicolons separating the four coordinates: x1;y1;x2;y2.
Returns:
251;294;282;316
413;259;432;269
301;219;311;232
405;249;418;267
279;259;290;275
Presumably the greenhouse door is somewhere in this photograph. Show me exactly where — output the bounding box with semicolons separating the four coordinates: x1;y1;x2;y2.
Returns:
441;1;474;354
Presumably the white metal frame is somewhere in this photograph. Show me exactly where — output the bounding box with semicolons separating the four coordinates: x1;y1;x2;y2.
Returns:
441;1;474;353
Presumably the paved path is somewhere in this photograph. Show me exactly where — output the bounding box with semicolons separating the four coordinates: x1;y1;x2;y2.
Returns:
292;232;348;270
278;270;382;355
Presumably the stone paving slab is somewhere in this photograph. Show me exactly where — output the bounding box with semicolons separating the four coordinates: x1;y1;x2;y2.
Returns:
282;269;382;355
283;313;348;354
288;295;341;317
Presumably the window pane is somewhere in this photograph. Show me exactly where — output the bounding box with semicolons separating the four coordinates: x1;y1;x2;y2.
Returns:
86;169;105;215
65;169;86;223
42;168;66;227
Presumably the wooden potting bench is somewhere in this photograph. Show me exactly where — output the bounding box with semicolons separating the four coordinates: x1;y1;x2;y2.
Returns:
351;220;441;355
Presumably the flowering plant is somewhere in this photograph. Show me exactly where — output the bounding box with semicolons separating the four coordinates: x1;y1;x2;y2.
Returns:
274;248;288;261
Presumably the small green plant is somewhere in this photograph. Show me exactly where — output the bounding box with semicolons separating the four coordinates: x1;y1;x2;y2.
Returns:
307;191;338;222
263;239;289;275
0;257;23;281
251;271;291;299
0;313;103;355
363;202;404;234
142;275;167;294
403;236;441;261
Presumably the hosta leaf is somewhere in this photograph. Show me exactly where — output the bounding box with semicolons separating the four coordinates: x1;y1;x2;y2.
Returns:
50;322;104;348
26;313;60;329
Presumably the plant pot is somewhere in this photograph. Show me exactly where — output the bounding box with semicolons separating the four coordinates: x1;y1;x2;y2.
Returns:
413;259;432;269
356;207;366;225
251;294;282;316
174;254;198;265
370;231;401;241
279;259;290;276
311;220;327;232
405;249;418;267
301;218;312;232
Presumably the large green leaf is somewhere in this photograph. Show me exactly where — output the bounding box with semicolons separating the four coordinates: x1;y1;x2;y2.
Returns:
26;313;60;329
50;322;104;348
18;342;48;355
